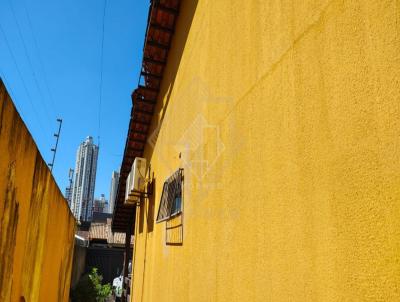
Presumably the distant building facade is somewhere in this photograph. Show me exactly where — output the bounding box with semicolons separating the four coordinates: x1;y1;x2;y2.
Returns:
71;136;99;221
109;171;119;214
93;194;108;214
65;187;72;207
65;168;74;207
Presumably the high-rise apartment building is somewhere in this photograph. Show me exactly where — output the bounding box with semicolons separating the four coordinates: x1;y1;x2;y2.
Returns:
70;136;99;221
109;171;119;214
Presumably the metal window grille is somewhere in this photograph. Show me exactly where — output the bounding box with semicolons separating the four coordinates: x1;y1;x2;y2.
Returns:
156;169;183;222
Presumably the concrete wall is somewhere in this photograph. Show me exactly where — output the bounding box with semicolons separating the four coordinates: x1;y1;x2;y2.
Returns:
131;0;400;301
70;243;87;289
0;80;76;302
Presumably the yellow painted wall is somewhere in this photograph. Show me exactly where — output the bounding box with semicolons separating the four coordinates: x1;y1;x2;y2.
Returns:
131;0;400;301
0;80;75;302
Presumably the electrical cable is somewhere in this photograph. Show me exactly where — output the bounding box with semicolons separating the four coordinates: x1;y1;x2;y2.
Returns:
0;66;15;102
0;64;29;122
0;20;46;133
97;0;107;148
8;0;55;121
22;0;58;116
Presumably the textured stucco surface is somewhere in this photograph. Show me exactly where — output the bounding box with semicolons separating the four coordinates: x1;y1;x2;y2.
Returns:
0;80;75;302
131;0;400;301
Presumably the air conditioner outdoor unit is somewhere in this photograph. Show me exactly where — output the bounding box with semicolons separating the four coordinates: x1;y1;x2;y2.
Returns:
124;157;147;205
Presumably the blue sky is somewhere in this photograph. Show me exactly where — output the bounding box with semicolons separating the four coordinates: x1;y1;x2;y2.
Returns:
0;0;148;199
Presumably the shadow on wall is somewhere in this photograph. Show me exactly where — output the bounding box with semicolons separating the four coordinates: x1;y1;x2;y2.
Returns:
146;177;156;233
70;244;87;289
146;0;199;162
139;194;145;234
139;176;156;234
165;215;183;246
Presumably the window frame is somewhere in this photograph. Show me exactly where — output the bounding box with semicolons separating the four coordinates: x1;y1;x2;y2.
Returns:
156;168;183;223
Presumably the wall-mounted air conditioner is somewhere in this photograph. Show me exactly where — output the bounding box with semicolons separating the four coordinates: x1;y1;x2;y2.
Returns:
124;157;147;205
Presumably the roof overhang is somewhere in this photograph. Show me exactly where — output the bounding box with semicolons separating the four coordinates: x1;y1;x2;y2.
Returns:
112;0;181;233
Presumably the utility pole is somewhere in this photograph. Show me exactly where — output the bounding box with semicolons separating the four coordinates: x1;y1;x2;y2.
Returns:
48;118;62;173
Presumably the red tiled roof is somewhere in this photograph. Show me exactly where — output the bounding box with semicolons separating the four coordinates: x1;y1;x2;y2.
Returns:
112;0;181;233
90;219;133;245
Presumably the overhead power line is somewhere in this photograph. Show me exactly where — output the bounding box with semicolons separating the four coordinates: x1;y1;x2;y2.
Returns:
8;0;55;121
0;20;46;133
0;66;15;101
97;0;107;148
0;65;29;123
22;0;58;116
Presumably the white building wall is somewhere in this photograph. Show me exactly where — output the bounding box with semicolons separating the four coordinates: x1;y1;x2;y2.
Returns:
70;136;99;221
109;171;119;214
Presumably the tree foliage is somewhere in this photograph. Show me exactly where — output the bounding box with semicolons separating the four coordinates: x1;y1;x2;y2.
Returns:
89;268;112;301
71;268;112;302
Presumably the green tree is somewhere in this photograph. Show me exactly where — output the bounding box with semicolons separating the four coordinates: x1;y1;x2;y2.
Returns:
89;268;112;302
71;268;112;302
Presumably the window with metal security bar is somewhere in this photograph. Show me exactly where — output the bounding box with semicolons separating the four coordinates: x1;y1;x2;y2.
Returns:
156;169;183;222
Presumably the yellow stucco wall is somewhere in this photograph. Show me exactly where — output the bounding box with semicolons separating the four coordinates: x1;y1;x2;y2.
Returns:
131;0;400;301
0;80;75;302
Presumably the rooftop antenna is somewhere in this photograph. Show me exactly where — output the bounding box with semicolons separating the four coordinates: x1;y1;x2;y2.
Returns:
48;118;62;173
